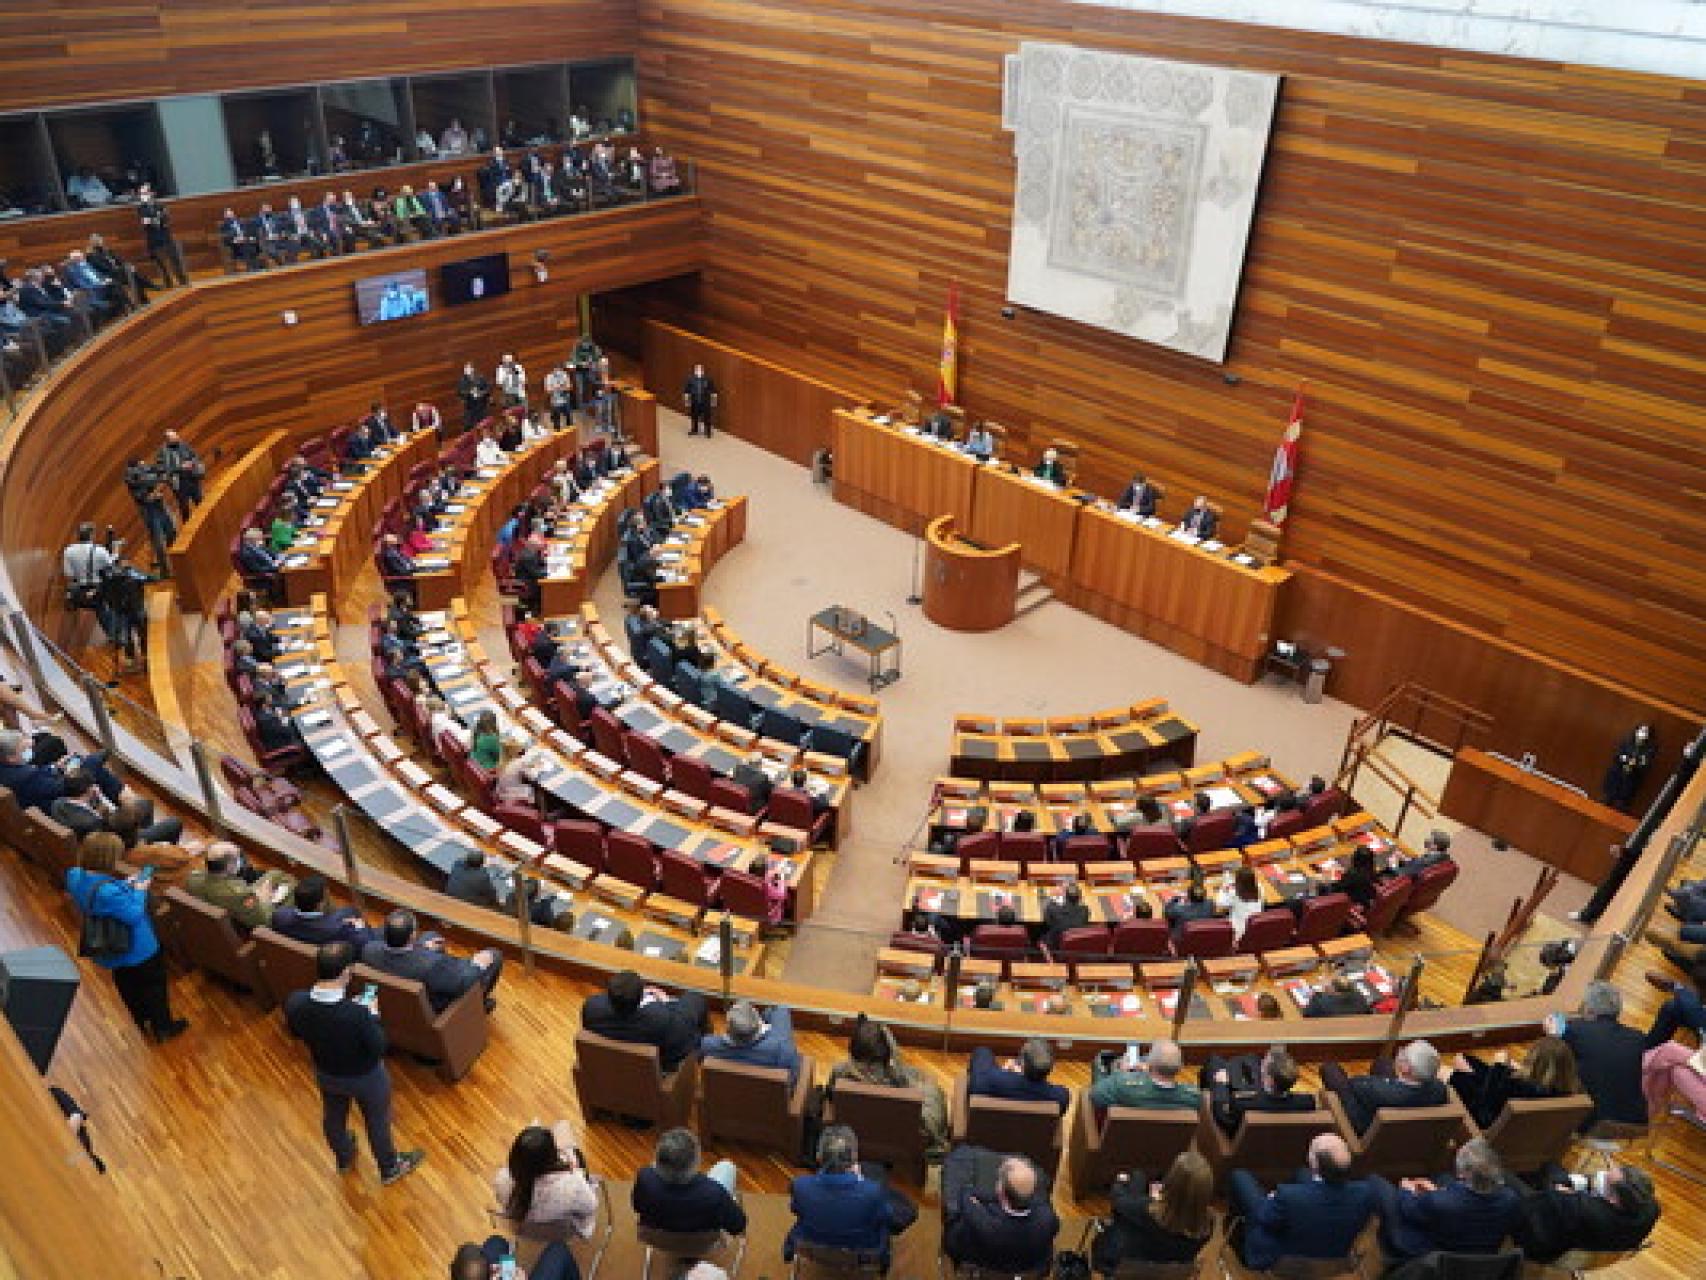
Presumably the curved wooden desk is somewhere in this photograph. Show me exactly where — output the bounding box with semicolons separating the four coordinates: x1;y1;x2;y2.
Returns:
923;514;1019;632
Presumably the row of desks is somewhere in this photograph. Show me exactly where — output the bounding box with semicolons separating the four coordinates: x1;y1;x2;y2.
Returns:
272;605;768;973
949;708;1200;782
655;496;748;620
831;408;1292;680
436;604;822;923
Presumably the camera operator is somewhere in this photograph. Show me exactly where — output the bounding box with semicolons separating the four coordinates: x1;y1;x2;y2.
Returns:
124;457;175;576
96;541;152;673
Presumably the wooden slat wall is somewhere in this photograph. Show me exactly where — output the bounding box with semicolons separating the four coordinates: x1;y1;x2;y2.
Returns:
0;1;636;110
0;200;705;621
635;0;1706;725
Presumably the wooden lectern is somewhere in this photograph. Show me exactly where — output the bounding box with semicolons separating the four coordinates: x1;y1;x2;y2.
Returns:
1440;747;1637;881
923;514;1020;632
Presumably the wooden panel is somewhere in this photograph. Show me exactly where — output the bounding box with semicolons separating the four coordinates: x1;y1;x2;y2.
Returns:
968;461;1080;580
636;0;1706;718
0;200;705;631
1440;746;1637;881
922;513;1018;631
0;2;634;110
640;318;862;464
831;407;977;534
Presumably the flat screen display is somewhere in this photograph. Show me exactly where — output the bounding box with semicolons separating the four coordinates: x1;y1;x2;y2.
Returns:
353;268;429;325
440;252;511;305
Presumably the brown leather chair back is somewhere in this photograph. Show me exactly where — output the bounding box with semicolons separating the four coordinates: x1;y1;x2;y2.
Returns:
353;962;489;1082
161;888;270;1004
1068;1099;1202;1195
825;1077;927;1185
1478;1093;1594;1174
1201;1105;1336;1190
954;1076;1065;1179
252;926;321;1006
701;1054;815;1159
1351;1098;1471;1178
572;1028;696;1128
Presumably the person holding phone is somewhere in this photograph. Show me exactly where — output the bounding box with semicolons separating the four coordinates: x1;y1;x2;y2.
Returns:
448;1238;579;1280
65;834;186;1043
283;942;425;1186
492;1121;600;1243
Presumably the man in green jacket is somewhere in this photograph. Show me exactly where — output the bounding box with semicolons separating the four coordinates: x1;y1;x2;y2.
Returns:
184;842;295;934
1089;1038;1202;1112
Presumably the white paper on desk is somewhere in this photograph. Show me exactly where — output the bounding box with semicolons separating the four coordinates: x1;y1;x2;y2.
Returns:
1203;785;1242;810
299;710;332;729
283;555;311;568
319;738;352;759
1203;539;1225;552
331;481;356;492
450;687;482;704
1142;516;1165;529
278;664;307;679
1169;530;1201;545
642;945;663;958
1232;553;1257;567
443;503;466;514
314;498;339;509
418;558;452;569
476;467;501;478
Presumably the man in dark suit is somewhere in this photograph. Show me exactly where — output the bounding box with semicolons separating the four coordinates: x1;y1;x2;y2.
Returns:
1040;881;1092;949
785;1125;916;1267
1230;1133;1375;1270
1512;1163;1659;1263
253;203;297;266
237;527;282;581
1369;1137;1521;1262
1320;1039;1447;1135
581;969;708;1072
1164;881;1217;935
1180;495;1218;539
625;603;662;657
444;849;502;910
219;207;263;270
15;268;75;350
1202;1045;1316;1136
378;533;417;580
362;401;396;444
1556;980;1648;1129
700;999;802;1084
732;752;775;811
683;363;718;436
967;1040;1070;1113
632;1127;746;1236
1393;828;1454;879
941;1147;1059;1273
360;909;502;1013
1304;974;1375;1018
1117;472;1158;517
309;193;353;255
270;875;374;946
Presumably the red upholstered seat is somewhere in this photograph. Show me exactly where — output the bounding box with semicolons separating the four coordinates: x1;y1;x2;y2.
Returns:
1174;918;1236;959
1235;908;1297;955
1124;827;1185;862
1349;876;1412;936
1293;892;1353;945
1110;917;1173;961
1395;861;1459;924
604;831;658;890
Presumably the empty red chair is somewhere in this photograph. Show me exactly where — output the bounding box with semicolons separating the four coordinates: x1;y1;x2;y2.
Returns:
659;850;716;908
604;831;658;889
1057;834;1109;867
1186;811;1238;854
625;733;671;786
709;776;756;816
1048;925;1112;968
240;706;308;774
1124;827;1185;862
1348;876;1412;936
588;708;627;763
951;829;1000;872
1267;809;1312;841
1302;787;1350;827
1000;831;1049;870
1110;917;1173;961
521;656;550;702
670;755;714;804
968;924;1032;977
768;787;831;847
717;866;772;921
550;682;586;740
886;931;946;965
1293;892;1353;945
1395;862;1459;926
1175;918;1236;959
494;802;548;848
1235;908;1297;955
552;820;606;873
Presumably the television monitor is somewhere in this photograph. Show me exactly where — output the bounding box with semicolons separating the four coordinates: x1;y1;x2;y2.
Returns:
353;268;429;325
440;252;511;304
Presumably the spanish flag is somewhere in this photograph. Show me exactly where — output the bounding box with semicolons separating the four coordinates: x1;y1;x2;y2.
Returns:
936;284;960;406
1263;385;1305;525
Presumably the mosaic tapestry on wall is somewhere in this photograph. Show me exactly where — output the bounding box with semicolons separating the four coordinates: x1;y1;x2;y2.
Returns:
1005;42;1280;363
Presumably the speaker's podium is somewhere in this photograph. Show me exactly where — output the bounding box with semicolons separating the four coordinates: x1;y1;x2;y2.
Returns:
923;514;1020;632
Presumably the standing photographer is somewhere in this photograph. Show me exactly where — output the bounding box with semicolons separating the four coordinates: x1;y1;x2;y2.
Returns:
95;544;151;673
154;430;205;520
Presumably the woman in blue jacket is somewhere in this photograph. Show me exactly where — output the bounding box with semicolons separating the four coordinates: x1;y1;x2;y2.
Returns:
66;831;187;1043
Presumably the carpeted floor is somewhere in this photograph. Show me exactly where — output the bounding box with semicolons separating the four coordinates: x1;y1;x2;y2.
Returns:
594;409;1590;989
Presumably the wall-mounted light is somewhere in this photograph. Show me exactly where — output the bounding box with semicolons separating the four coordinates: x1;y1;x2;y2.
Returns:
281;309;298;326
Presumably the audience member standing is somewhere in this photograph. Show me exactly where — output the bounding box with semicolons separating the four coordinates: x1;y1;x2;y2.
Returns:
135;184;188;287
66;832;187;1043
155;430;204;519
683;364;718;437
459;362;493;432
283;941;425;1185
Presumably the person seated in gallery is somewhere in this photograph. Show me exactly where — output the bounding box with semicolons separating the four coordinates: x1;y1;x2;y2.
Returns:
1447;1034;1581;1130
1199;1045;1316;1136
967;1038;1071;1113
1117;472;1159;517
1303;973;1374;1019
581;969;708;1072
1089;1038;1201;1114
1319;1039;1446;1135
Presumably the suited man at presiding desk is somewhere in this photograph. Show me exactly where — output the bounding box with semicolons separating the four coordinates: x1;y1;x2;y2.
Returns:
1319;1038;1447;1135
1033;447;1067;486
1229;1133;1374;1270
582;968;709;1072
1118;472;1159;517
1179;495;1219;539
1368;1136;1521;1262
963;422;996;461
700;999;803;1084
784;1125;917;1268
1550;980;1648;1129
967;1040;1071;1113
